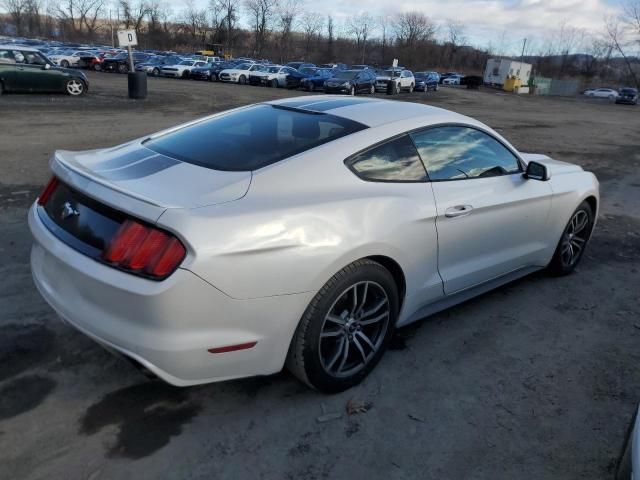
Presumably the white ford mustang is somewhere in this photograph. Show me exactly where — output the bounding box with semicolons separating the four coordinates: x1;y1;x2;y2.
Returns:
30;97;599;392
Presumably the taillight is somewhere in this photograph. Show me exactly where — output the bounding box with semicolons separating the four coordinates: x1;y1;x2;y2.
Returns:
38;176;59;206
102;219;186;279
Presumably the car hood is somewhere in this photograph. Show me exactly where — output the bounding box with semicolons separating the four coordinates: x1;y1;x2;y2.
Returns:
51;142;251;209
520;153;584;175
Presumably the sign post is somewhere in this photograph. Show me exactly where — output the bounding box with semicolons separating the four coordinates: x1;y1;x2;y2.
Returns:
117;29;146;100
387;58;399;95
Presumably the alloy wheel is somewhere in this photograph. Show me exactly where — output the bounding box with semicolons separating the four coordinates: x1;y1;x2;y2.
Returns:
560;209;590;268
318;281;390;378
66;79;84;96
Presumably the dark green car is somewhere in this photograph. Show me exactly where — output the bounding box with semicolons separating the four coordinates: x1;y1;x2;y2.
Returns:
0;45;89;96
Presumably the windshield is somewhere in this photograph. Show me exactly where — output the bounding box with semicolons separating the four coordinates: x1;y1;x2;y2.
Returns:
179;60;193;65
267;66;280;73
300;67;317;75
144;105;368;172
333;71;357;80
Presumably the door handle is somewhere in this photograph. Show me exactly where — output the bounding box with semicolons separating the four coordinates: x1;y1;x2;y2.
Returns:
445;205;474;218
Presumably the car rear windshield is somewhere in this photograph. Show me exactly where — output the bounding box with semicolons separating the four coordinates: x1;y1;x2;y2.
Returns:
143;104;368;171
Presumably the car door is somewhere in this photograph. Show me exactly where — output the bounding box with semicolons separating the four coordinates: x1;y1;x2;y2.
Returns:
410;125;553;294
0;49;17;90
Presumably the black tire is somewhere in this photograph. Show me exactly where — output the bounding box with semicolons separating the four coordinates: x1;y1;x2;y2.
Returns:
306;82;314;92
616;407;637;480
238;75;246;85
117;63;128;74
369;84;375;95
395;82;401;94
547;200;594;276
182;70;189;79
65;78;86;96
286;259;399;393
409;83;414;93
60;60;69;68
93;63;101;72
349;85;355;96
0;81;4;95
269;79;278;88
153;67;160;76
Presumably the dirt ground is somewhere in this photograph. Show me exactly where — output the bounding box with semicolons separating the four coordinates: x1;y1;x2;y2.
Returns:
1;72;639;480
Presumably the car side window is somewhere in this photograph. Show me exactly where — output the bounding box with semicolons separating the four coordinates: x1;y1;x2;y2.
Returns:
0;49;15;63
410;126;521;181
347;135;427;182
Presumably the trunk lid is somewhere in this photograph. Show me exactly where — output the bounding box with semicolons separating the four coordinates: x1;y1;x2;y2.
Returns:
52;142;252;209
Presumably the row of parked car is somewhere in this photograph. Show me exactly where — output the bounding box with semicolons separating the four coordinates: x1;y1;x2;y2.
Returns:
582;87;638;105
121;55;443;96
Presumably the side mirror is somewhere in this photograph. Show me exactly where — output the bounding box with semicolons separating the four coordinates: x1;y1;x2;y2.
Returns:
524;161;550;181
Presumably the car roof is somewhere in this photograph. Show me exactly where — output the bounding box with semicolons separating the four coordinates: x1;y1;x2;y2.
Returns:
0;44;41;52
266;96;471;128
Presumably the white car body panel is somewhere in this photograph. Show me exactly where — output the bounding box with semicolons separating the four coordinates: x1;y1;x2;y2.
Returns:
161;61;206;78
49;52;82;67
29;96;600;385
219;64;259;82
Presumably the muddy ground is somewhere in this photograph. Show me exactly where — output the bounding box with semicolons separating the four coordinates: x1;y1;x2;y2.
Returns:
1;72;639;480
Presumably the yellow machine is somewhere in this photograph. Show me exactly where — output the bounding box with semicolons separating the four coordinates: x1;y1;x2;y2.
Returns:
503;75;522;92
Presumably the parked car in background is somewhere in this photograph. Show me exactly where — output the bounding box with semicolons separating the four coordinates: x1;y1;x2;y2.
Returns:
300;68;333;91
615;88;638;105
48;50;84;68
324;69;376;95
102;52;151;73
208;60;240;81
135;55;182;76
375;68;415;93
285;61;315;71
219;62;261;84
285;68;310;89
249;65;298;87
349;64;371;70
414;71;439;92
318;63;348;70
76;52;103;71
0;45;88;96
443;75;464;86
583;87;618;100
439;72;462;84
190;63;217;81
161;59;207;79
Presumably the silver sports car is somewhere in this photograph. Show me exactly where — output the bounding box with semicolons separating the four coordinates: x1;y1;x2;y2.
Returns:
30;96;599;392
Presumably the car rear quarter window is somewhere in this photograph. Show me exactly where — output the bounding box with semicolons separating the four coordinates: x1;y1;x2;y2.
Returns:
410;126;521;181
346;135;427;182
144;104;368;171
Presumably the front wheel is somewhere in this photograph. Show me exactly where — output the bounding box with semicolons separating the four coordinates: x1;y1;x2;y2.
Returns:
238;75;246;85
307;82;314;92
65;78;85;96
395;82;401;94
547;201;594;275
153;67;160;76
349;85;355;96
286;259;398;392
93;63;101;72
409;83;414;93
369;84;375;95
117;63;128;74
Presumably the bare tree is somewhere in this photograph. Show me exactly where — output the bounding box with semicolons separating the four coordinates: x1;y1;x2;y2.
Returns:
56;0;104;38
624;0;640;36
393;12;436;48
444;19;466;68
276;0;300;62
379;15;390;65
181;0;207;50
244;0;276;57
326;14;334;59
216;0;241;50
119;0;150;34
1;0;28;36
300;12;323;57
346;12;373;63
605;16;639;87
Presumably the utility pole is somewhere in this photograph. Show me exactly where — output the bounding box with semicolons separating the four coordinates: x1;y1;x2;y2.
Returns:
109;10;115;48
520;38;527;66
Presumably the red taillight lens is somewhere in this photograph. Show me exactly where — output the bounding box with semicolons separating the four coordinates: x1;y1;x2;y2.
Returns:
102;219;186;279
37;176;59;206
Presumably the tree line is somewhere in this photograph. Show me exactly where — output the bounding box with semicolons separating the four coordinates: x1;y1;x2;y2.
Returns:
1;0;639;86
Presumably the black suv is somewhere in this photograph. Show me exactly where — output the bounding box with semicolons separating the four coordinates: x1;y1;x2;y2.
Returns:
616;88;638;105
323;69;376;95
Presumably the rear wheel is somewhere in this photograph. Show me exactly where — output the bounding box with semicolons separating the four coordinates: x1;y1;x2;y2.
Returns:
93;63;102;72
286;259;398;393
65;78;85;96
548;201;594;275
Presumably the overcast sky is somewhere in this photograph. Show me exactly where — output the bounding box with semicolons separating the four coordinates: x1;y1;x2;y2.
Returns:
193;0;625;55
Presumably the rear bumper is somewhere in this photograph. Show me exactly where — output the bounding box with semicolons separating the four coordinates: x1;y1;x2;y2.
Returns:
29;203;314;386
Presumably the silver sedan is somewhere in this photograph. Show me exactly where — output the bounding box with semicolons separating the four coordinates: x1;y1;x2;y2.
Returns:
29;96;599;392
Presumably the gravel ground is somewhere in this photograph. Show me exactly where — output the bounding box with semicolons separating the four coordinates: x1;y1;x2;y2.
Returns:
1;71;639;480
